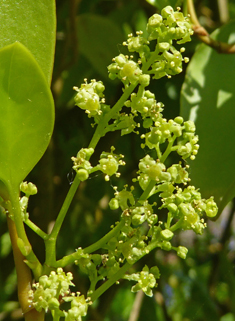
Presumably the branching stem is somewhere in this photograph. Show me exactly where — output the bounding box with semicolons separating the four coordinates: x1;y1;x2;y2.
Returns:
187;0;235;53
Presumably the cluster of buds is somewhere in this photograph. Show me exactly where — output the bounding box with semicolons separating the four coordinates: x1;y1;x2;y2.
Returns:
147;6;193;44
109;186;135;211
28;268;89;320
74;79;106;117
124;265;160;296
140;117;199;161
161;185;218;234
72;147;125;182
124;89;164;123
74;6;193;132
176;120;199;160
19;181;37;221
71;148;94;181
97;147;125;181
108;54;143;87
137;155;189;191
69;5;219;307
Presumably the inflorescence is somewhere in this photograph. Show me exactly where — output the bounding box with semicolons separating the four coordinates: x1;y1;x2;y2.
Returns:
29;6;218;319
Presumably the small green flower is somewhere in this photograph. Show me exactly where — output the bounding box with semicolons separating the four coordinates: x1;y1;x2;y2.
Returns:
129;265;159;297
110;188;135;211
176;246;188;259
71;148;94;177
160;229;174;241
74;79;105;116
139;155;171;182
108;54;142;85
20;181;37;196
205;197;218;217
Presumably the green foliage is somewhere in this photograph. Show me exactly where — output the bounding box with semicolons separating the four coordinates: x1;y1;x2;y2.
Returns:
1;1;235;321
0;43;54;195
0;0;56;83
181;21;235;215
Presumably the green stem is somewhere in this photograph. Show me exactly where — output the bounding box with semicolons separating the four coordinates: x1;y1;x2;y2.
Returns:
170;217;184;232
166;212;172;229
137;180;157;205
45;46;162;267
88;83;137;149
90;238;161;303
84;219;125;253
160;135;177;163
46;83;138;267
9;187;42;279
25;219;48;240
155;143;162;159
142;50;160;74
10;187;29;244
45;174;81;266
55;220;126;267
90;262;132;302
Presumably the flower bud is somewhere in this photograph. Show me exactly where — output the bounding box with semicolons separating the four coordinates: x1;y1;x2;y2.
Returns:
184;120;196;132
139;74;150;87
160;229;174;241
77;169;89;181
99;155;119;176
177;246;188;259
167;203;178;214
161;241;172;251
109;198;119;210
48;298;60;310
205;197;218;217
20;181;37;196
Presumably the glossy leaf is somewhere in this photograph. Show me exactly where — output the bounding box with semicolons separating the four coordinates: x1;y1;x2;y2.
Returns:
0;0;56;84
181;21;235;215
0;42;54;194
77;14;124;79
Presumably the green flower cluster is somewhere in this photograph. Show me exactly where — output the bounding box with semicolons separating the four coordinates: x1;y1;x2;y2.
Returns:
72;147;125;182
73;79;105;116
68;4;218;310
28;268;88;320
137;156;189;195
71;148;94;181
161;186;218;234
124;265;160;296
74;6;192;127
18;182;38;221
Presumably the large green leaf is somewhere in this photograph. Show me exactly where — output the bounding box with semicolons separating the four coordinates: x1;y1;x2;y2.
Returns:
0;42;54;194
0;0;56;84
181;21;235;215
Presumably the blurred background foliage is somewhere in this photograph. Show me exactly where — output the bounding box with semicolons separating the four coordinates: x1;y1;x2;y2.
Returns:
1;0;235;320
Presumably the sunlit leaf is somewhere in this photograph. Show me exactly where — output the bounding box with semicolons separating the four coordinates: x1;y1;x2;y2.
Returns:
0;42;54;194
181;21;235;215
0;0;56;84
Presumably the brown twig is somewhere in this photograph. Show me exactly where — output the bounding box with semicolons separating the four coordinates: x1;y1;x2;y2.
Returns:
217;0;229;24
128;291;144;321
7;215;44;321
187;0;235;54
